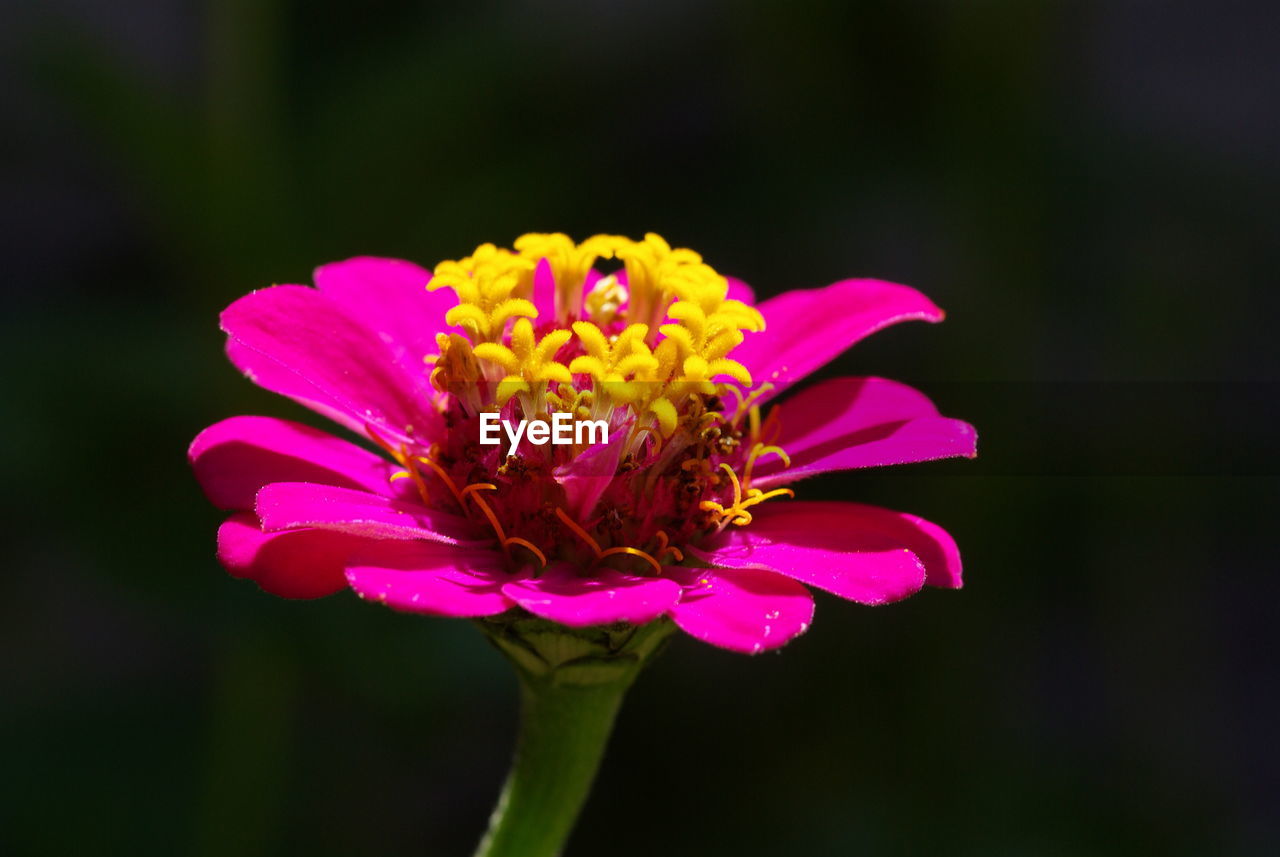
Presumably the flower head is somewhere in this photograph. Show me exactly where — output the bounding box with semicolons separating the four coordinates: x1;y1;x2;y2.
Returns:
190;234;976;653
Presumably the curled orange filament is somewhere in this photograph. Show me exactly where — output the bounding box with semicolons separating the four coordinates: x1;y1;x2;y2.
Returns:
553;507;664;576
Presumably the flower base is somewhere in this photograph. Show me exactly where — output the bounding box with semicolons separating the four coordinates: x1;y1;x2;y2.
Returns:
472;617;674;857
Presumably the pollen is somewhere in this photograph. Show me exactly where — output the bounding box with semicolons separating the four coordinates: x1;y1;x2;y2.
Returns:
473;318;573;407
567;322;658;406
428;247;536;343
700;464;795;532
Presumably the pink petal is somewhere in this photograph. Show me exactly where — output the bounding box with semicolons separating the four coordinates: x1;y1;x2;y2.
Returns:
732;279;944;402
690;500;958;602
254;482;481;542
312;256;453;372
224;337;364;431
551;421;629;519
345;540;514;616
725;276;755;304
532;257;557;319
666;566;814;654
752;377;978;488
221;285;440;446
501;563;682;627
189;416;395;511
216;512;367;598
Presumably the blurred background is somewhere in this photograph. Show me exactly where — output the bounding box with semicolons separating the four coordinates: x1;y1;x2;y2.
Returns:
3;1;1278;855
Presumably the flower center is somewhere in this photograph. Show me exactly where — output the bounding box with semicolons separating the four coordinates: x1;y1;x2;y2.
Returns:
380;233;793;575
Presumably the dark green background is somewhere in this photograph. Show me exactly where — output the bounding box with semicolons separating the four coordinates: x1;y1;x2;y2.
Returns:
4;2;1277;855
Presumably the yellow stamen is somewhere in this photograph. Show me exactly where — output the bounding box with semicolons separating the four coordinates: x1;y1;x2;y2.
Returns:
583;273;628;325
428;249;536;342
648;398;679;436
742;443;791;488
700;410;726;426
746;486;796;505
721;384;746;411
514;232;617;321
568;322;658;402
720;463;743;508
473;318;573;406
700;463;794;532
730;383;775;429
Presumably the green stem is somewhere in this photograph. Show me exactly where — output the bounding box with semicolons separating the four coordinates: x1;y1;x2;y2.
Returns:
472;617;673;857
474;673;629;857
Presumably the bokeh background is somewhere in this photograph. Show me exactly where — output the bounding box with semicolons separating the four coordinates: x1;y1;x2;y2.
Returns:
4;1;1278;855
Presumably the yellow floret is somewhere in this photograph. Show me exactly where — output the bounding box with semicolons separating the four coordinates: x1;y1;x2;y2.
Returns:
429;232;767;445
473;318;573;406
428;249;537;342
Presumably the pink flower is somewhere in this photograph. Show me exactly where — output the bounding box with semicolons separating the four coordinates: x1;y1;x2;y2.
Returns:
190;234;976;653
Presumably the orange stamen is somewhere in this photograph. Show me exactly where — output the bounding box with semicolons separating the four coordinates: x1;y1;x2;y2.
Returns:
597;546;663;576
365;424;407;462
415;456;466;506
503;537;547;569
650;530;684;563
742;443;791;488
396;448;431;505
468;491;507;543
760;406;783;446
366;428;432;504
554;507;603;556
460;482;498;502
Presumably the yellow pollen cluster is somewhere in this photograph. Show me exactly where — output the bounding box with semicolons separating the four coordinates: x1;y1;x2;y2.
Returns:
473;319;573;407
426;232;767;442
699;463;795;532
429;244;536;343
512;232;616;322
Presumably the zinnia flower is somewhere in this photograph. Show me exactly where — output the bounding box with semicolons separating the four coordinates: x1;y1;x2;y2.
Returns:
190;233;976;653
